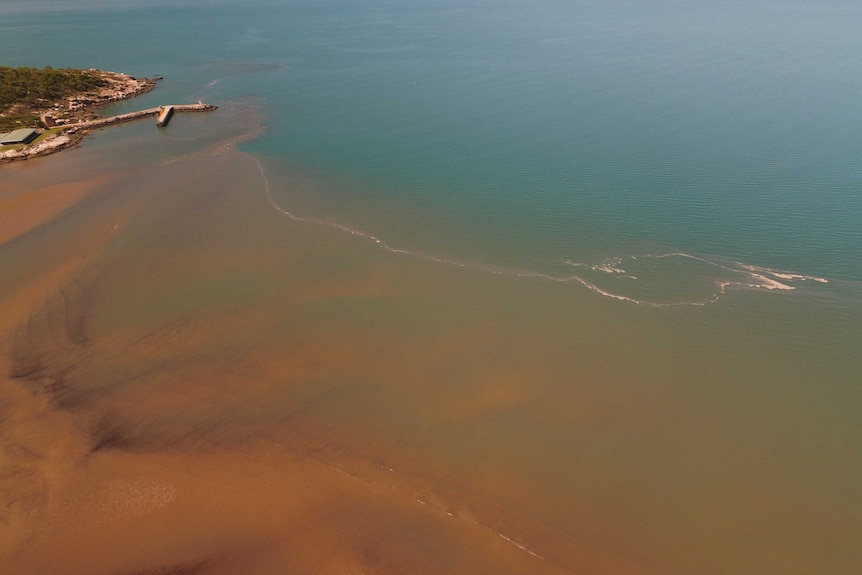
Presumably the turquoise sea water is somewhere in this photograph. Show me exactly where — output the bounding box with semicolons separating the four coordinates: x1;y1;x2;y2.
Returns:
4;0;862;301
2;1;861;573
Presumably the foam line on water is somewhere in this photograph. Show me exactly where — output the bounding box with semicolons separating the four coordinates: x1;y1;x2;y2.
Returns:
631;252;829;291
254;159;826;307
736;263;829;284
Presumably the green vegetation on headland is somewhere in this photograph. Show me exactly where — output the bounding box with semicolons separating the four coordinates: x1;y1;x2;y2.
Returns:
1;68;216;164
0;66;106;131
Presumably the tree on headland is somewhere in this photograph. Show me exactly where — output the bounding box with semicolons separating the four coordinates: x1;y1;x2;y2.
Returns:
0;66;106;130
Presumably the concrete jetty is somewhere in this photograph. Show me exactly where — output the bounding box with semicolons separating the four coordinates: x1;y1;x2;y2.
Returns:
2;102;218;164
63;102;217;132
156;106;175;127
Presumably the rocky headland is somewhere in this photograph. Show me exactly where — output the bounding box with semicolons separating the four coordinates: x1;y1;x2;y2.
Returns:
0;69;159;164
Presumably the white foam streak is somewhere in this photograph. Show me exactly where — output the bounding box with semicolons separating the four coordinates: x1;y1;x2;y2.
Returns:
633;253;797;292
566;257;626;275
498;532;546;560
737;263;829;285
255;159;826;307
323;460;549;564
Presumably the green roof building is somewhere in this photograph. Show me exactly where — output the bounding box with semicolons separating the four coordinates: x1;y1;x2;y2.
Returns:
0;128;39;145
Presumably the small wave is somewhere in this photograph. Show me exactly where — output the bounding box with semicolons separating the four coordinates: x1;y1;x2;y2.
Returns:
736;263;829;285
569;252;831;303
632;252;827;291
564;257;636;279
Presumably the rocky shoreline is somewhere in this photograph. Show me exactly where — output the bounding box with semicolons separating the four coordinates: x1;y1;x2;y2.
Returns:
1;70;158;164
60;70;158;122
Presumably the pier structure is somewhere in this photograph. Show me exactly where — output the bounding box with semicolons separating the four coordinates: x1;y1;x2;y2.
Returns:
2;102;218;164
156;105;175;127
62;102;217;132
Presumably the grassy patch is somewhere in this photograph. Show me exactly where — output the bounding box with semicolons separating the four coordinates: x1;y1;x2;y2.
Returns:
33;127;63;143
0;113;40;132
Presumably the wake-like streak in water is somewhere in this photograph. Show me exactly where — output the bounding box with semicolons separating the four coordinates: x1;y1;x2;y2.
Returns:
324;462;550;564
567;252;830;301
254;159;828;307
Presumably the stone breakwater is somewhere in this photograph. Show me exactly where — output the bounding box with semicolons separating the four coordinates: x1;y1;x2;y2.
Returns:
64;103;217;131
1;103;217;164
